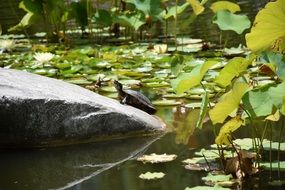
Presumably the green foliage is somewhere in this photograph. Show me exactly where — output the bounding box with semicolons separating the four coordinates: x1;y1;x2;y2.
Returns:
187;0;205;15
209;81;249;124
171;60;217;94
213;10;251;34
162;2;189;19
215;117;244;145
210;1;240;13
242;82;285;117
246;0;285;53
71;0;89;29
125;0;163;21
215;56;254;87
196;91;209;129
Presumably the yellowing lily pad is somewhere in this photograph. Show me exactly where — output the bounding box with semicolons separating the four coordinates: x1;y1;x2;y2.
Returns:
137;153;177;163
139;172;165;180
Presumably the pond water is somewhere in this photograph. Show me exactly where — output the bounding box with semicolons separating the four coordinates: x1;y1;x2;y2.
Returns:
1;107;285;190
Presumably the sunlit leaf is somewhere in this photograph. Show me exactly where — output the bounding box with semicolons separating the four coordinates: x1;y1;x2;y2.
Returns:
137;153;177;163
245;0;285;52
183;157;213;165
163;2;189;19
152;99;182;106
213;10;251;34
210;1;240;13
215;56;253;87
171;54;184;76
187;0;205;15
139;172;165;180
196;92;209;129
209;82;249;124
265;110;280;121
243;82;285;117
64;78;92;85
202;173;233;183
215;117;244;145
171;60;217;94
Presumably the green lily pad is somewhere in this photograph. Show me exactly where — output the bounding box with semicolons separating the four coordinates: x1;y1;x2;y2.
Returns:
152;100;182;106
64;78;92;85
99;86;117;93
139;172;165;180
55;62;71;69
260;161;285;171
144;82;169;88
185;185;231;190
202;173;233;183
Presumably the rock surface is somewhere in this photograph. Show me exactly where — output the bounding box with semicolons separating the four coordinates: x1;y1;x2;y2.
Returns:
0;68;165;147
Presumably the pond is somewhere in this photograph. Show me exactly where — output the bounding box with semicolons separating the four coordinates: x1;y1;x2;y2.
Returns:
1;107;285;190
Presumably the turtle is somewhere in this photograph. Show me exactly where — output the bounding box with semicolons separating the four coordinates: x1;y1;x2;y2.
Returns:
113;80;157;114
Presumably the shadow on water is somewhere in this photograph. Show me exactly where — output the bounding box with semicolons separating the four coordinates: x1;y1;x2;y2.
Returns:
0;135;162;190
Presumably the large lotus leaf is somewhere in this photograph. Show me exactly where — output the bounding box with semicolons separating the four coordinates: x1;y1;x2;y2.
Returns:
215;56;254;87
215;117;244;145
242;82;285;118
125;0;162;20
9;12;39;32
209;82;249;124
259;52;285;80
114;12;145;30
93;9;112;26
246;0;285;52
162;2;189;19
213;10;251;34
210;1;240;13
171;60;218;94
187;0;205;15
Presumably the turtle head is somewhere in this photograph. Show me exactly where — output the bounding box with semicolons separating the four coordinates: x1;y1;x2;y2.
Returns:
114;80;123;92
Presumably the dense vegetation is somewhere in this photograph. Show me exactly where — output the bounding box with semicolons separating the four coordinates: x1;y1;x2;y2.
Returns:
1;0;285;188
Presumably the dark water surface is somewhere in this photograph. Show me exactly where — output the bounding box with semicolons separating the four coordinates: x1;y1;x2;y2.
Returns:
1;107;285;190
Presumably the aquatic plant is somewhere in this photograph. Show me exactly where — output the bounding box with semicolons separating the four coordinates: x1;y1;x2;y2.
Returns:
34;52;55;64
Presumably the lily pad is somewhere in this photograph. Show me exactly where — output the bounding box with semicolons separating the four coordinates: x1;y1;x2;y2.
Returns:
139;172;165;180
185;185;231;190
152;100;182;106
260;161;285;171
64;78;93;85
137;153;177;164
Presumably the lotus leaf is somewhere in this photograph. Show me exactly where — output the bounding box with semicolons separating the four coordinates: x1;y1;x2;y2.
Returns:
209;82;249;124
187;0;205;15
213;10;250;34
245;0;285;52
243;82;285;117
210;1;240;13
215;117;244;145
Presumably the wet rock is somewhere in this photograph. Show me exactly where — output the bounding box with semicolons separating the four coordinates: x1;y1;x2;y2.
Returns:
0;68;165;148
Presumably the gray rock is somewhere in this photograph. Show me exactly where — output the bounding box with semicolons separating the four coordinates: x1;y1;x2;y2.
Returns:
0;68;165;148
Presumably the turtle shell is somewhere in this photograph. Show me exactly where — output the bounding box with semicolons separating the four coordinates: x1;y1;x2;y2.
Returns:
124;89;157;114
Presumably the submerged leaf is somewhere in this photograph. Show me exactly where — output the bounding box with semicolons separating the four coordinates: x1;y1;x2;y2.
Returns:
137;153;177;163
209;82;249;124
245;0;285;52
213;10;251;34
139;172;165;180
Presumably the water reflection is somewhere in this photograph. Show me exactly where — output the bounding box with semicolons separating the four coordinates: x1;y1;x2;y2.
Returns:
0;135;162;190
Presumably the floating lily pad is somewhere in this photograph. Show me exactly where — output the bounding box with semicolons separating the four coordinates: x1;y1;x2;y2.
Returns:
152;100;182;106
144;82;169;88
64;78;93;85
202;173;233;184
139;172;165;180
185;102;215;108
260;161;285;171
137;153;177;163
99;86;117;93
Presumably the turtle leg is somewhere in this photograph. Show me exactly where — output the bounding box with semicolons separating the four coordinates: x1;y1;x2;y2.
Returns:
120;96;127;104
